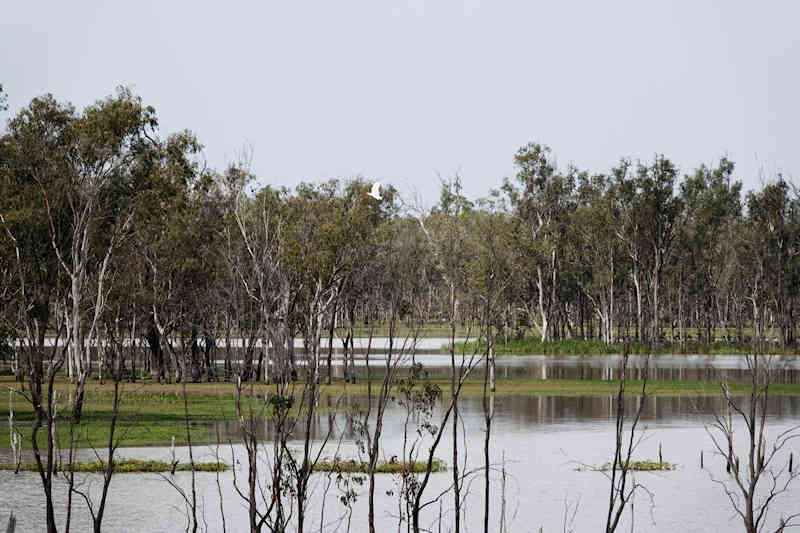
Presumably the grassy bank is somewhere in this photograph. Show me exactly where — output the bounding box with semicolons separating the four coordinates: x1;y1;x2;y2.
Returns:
0;378;345;449
3;376;800;449
451;337;800;356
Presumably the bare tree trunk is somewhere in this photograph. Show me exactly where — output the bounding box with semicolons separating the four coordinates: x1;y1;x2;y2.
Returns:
536;265;549;342
483;321;495;533
326;301;336;385
449;284;462;533
605;343;649;533
632;267;643;343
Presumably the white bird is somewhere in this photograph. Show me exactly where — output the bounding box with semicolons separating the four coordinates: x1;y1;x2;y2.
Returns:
368;182;382;201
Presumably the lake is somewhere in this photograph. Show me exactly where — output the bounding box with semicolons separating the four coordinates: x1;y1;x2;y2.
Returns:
2;348;799;532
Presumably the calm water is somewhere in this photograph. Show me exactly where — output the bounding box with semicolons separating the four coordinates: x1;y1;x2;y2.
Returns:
2;392;799;532
326;352;800;384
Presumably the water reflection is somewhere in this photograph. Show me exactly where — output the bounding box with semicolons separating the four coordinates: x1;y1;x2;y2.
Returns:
2;391;800;533
206;393;800;444
321;353;800;384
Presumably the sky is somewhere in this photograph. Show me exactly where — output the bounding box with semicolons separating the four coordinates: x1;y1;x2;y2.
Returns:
2;0;798;202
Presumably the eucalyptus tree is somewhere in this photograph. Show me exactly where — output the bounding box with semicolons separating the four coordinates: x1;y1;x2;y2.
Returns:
635;156;683;345
679;158;741;343
571;172;621;344
466;195;513;533
415;176;479;533
0;87;160;532
609;157;681;344
132;130;210;383
212;173;299;530
283;180;360;533
743;180;800;345
503;143;575;341
222;160;290;385
0;94;73;370
43;88;158;421
323;178;391;385
352;190;429;533
0;94;84;533
0;187;69;533
609;160;649;341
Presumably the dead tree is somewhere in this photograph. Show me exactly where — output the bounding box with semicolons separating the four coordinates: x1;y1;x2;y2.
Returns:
706;348;800;532
605;343;650;533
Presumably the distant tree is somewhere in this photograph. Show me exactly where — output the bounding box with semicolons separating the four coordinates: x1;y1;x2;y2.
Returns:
745;180;800;347
636;156;683;346
415;176;478;533
466;195;513;533
571;172;621;344
504;143;575;341
679;157;742;343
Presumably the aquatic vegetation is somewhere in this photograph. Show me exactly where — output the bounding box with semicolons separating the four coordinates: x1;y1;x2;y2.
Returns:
454;337;799;356
313;458;446;474
0;458;228;473
579;460;676;472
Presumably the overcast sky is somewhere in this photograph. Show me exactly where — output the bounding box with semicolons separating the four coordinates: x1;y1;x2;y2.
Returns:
2;0;798;201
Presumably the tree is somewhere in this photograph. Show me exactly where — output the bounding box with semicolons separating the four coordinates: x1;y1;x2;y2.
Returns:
605;344;650;533
504;143;575;341
44;87;158;423
707;347;800;532
679;158;742;343
466;196;513;533
572;172;621;344
415;176;479;533
745;180;800;348
1;93;77;533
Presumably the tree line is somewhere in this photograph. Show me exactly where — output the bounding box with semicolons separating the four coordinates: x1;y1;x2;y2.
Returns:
3;91;799;377
1;88;799;532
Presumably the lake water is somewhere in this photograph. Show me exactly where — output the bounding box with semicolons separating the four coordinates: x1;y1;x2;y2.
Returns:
3;345;800;531
328;352;800;385
2;391;799;532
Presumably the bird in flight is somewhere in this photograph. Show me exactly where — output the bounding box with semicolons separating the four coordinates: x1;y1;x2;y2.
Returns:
368;182;382;201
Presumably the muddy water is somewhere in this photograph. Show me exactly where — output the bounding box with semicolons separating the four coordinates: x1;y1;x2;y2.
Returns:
2;392;799;532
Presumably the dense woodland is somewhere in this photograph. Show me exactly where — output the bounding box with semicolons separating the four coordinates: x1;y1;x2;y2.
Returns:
2;88;798;380
1;88;799;533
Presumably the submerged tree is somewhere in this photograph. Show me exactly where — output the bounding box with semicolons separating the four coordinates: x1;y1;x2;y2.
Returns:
707;347;800;532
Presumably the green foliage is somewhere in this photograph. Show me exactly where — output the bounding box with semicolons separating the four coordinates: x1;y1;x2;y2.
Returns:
586;460;676;472
0;384;345;449
267;393;294;414
1;458;228;473
454;337;799;356
313;458;446;474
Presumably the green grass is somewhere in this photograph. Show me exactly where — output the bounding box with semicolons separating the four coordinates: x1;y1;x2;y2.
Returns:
0;458;227;473
313;458;446;474
441;378;800;398
3;376;800;450
0;379;344;450
452;337;799;356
